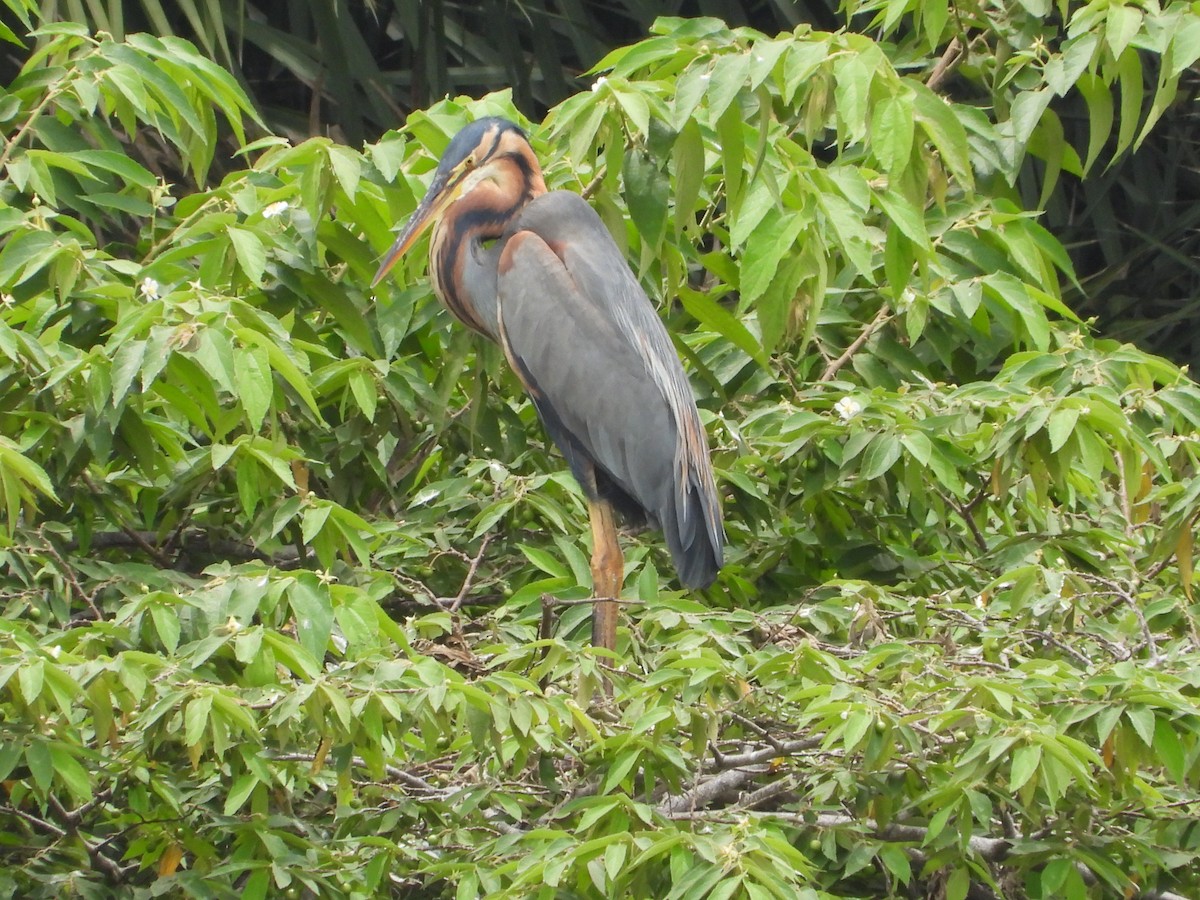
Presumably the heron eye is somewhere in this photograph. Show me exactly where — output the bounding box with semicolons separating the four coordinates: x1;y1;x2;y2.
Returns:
464;154;476;170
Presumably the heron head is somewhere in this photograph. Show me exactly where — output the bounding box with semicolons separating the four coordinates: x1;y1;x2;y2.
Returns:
372;117;531;285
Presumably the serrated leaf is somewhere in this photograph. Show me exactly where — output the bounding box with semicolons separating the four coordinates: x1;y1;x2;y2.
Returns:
234;345;273;431
1047;407;1080;453
707;52;751;122
678;286;769;370
1125;706;1155;748
301;503;333;544
19;657;43;704
624;147;668;254
224;772;259;815
327;145;362;198
740;207;805;306
1009;743;1042;791
859;435;902;480
288;574;333;662
150;604;181;654
672;118;705;237
228;226;266;284
871;94;914;175
185;692;212;747
1105;5;1142;62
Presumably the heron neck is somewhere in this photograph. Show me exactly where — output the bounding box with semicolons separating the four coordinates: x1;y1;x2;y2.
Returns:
432;158;545;341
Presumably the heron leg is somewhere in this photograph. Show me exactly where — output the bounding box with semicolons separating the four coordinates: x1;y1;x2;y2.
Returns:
588;496;622;651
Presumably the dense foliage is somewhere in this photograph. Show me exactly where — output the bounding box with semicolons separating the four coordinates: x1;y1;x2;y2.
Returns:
2;2;1200;898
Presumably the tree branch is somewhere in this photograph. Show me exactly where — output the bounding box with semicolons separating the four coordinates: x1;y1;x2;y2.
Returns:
819;305;892;382
657;767;762;815
447;533;493;612
68;529;304;570
926;36;966;92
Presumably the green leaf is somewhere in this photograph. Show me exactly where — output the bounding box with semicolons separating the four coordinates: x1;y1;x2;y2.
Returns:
877;844;911;884
678;286;770;370
740;207;805;306
301;502;333;544
1076;73;1113;175
224;773;259;815
1009;743;1042;791
624;147;668;254
1114;48;1143;159
672;118;705;238
707;53;752;123
875;189;928;249
228;226;267;284
18;657;44;704
348;369;377;422
327;145;362;198
833;55;871;145
234;345;273;431
236;329;322;419
185;692;213;747
150;604;181;654
49;745;91;802
1152;717;1186;783
871;94;914;175
913;88;972;187
1126;706;1156;748
858;435;902;480
288;574;334;662
1047;407;1079;453
1105;5;1143;62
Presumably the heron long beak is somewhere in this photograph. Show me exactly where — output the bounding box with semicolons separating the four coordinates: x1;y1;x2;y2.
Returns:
371;171;463;287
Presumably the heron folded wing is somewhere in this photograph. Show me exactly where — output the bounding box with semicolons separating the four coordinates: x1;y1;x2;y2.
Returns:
495;194;723;588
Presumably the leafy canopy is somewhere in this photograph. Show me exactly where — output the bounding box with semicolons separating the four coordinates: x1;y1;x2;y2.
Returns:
1;3;1200;899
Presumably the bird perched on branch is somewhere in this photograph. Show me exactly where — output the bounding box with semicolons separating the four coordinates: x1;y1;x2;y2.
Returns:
373;117;724;650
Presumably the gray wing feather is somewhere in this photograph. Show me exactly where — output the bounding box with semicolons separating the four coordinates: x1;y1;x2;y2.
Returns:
496;192;723;587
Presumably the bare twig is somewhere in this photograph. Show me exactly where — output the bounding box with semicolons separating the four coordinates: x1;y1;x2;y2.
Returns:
80;472;172;567
736;775;797;810
926;36;966;92
657;767;761;815
70;529;304;569
819;305;892;383
1020;629;1095;668
2;803;67;838
940;489;990;553
704;738;819;771
1114;448;1134;538
269;752;451;798
581;169;605;200
448;534;493;612
38;533;103;620
42;793;133;884
1079;574;1161;665
0;89;60;172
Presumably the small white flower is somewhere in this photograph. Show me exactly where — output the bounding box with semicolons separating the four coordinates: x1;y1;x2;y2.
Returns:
0;293;13;306
897;287;916;311
834;396;862;422
591;76;607;92
262;200;289;219
139;277;160;300
974;595;985;609
47;645;61;658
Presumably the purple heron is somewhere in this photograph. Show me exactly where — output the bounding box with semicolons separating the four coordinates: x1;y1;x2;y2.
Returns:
373;117;724;650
